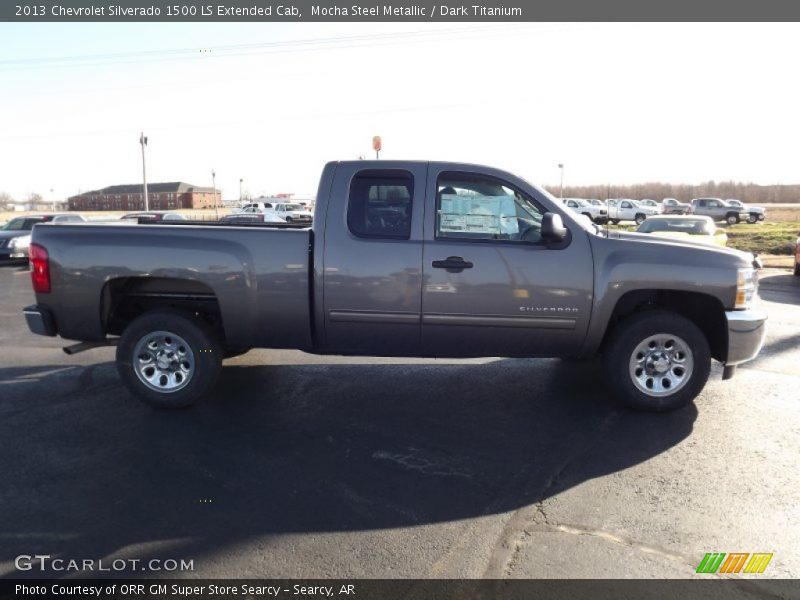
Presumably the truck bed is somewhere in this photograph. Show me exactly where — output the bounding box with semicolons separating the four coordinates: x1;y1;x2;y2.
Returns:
32;222;314;350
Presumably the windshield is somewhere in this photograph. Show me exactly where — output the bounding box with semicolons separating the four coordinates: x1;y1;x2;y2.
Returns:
1;218;39;231
638;218;712;235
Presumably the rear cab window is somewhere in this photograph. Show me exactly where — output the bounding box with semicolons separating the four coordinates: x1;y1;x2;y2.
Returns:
347;170;414;239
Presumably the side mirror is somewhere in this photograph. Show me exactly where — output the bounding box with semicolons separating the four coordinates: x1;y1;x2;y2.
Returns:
541;212;567;243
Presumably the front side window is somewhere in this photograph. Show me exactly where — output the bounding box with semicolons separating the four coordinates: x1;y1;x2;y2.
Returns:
435;173;545;243
348;170;413;239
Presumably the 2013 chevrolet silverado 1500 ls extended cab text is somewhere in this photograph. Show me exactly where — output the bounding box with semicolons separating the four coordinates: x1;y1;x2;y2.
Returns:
23;161;767;411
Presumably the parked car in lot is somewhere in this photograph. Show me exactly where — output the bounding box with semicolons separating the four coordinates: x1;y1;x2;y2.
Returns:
607;199;660;225
637;199;663;214
724;199;766;224
219;212;284;224
661;198;692;215
272;202;313;224
23;160;766;413
561;198;608;223
236;201;275;213
795;231;800;276
120;211;187;222
635;215;727;247
0;214;86;260
689;198;749;225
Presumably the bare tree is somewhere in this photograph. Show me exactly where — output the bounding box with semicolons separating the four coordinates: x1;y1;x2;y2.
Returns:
0;191;13;210
546;181;800;204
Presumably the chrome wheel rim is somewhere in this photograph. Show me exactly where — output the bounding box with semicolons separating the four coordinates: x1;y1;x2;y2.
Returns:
133;330;195;393
628;333;693;397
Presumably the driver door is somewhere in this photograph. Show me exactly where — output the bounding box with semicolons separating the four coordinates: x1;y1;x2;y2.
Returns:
420;168;593;357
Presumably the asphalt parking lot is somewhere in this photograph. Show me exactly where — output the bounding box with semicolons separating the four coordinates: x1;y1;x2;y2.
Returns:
0;262;798;580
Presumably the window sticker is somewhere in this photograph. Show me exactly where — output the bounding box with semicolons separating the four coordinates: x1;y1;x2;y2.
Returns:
439;194;519;235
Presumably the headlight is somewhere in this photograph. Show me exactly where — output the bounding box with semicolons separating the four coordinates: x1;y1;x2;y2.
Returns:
9;235;31;249
735;267;757;309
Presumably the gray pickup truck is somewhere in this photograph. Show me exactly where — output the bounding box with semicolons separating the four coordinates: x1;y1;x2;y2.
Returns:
690;198;750;225
23;161;767;412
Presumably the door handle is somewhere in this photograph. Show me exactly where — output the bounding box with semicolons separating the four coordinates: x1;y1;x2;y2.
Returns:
432;256;474;272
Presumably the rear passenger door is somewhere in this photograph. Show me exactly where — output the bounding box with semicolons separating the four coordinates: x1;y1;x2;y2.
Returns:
321;163;427;355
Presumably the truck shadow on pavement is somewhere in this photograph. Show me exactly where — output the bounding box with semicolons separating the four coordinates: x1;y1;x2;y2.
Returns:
0;358;697;577
758;272;800;306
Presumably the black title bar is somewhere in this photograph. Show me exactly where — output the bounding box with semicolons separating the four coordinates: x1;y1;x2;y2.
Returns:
4;0;800;21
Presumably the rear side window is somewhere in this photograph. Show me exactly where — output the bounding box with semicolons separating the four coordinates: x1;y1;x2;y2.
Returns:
348;170;413;239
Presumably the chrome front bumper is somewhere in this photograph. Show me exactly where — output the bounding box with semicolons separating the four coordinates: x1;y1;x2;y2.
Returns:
725;309;767;366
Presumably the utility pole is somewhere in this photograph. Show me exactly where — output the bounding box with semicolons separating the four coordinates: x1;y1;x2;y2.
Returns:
212;170;218;220
239;178;243;204
140;132;149;211
558;163;565;199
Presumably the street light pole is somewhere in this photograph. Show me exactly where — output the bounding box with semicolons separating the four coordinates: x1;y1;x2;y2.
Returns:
239;178;243;204
139;132;149;211
212;170;218;220
558;163;564;199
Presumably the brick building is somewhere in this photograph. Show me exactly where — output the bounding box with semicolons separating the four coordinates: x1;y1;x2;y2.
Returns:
67;182;221;212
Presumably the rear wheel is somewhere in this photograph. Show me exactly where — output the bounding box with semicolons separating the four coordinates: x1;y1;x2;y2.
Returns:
726;213;739;225
604;310;711;412
116;310;222;408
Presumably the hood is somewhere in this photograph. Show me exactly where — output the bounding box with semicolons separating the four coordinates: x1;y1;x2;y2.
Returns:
604;229;756;263
0;230;31;240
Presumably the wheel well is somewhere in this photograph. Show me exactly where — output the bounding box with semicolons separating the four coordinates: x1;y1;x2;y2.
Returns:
601;289;727;361
102;277;224;342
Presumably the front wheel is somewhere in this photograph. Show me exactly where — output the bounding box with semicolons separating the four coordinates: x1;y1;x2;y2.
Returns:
603;310;711;412
116;310;222;408
634;213;646;225
747;214;758;224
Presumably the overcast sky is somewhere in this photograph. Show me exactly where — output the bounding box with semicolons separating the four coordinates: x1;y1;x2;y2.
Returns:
1;22;798;201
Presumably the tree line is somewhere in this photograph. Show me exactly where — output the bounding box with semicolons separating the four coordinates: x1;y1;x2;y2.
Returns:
544;182;800;204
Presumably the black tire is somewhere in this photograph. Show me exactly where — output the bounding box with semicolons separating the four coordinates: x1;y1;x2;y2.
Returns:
603;310;711;412
747;214;758;224
116;310;222;408
285;216;293;223
634;213;646;225
794;259;800;277
726;213;739;225
611;219;620;225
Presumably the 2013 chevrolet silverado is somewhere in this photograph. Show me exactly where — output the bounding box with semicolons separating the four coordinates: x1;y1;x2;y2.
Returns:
23;161;767;411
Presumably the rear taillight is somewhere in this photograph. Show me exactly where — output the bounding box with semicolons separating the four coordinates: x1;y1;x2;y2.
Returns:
29;243;51;293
